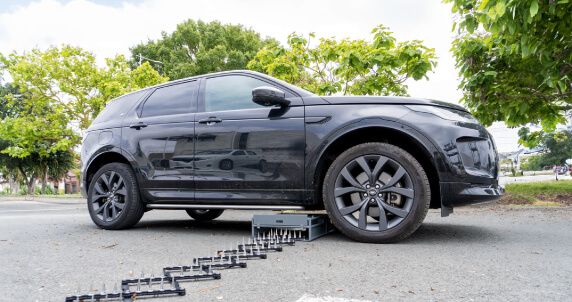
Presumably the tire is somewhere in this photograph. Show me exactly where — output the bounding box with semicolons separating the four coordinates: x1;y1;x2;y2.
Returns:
87;163;144;230
219;159;233;170
259;159;268;173
186;209;225;222
322;142;430;243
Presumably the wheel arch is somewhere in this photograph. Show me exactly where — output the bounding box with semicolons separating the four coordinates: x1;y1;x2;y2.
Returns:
310;122;442;210
83;150;133;194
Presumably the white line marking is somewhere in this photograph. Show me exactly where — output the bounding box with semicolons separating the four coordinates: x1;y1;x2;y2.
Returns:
295;294;372;302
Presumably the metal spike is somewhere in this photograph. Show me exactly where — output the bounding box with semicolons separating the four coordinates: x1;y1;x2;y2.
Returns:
208;264;212;274
137;278;141;291
91;294;95;302
160;277;164;289
299;230;302;239
172;277;176;288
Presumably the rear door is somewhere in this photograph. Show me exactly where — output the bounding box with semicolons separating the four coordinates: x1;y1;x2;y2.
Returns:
122;80;199;202
194;74;306;205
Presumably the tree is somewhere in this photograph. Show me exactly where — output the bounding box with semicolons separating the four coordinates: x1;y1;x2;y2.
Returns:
130;19;274;80
247;25;437;96
446;0;572;137
1;47;167;130
519;128;572;168
0;46;166;194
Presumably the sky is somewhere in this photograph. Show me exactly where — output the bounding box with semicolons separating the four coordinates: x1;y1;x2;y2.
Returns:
0;0;521;152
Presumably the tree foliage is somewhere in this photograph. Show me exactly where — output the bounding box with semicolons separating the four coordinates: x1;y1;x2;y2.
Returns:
518;128;572;169
446;0;572;135
130;19;273;80
1;47;167;130
247;25;437;96
0;46;166;193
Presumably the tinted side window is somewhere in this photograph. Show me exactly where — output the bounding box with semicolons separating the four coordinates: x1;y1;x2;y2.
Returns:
142;81;197;117
204;75;287;112
93;90;147;124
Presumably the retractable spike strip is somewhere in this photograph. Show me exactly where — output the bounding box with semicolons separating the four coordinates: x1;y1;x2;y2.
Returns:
65;214;332;301
64;229;305;301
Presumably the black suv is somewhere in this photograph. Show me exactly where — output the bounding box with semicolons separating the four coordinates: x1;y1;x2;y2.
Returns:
81;70;501;243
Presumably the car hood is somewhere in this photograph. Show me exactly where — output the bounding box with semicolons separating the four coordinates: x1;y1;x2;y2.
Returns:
315;96;468;112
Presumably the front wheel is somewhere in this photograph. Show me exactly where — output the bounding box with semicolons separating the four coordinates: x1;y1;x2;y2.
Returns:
323;143;430;243
87;163;144;230
186;209;225;222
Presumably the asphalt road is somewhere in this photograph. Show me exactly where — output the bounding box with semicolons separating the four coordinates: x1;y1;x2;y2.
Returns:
1;199;571;302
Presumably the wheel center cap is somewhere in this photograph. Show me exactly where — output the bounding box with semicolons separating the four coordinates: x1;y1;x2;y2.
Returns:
368;189;377;196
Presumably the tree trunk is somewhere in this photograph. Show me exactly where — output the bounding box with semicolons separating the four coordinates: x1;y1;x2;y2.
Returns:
27;176;36;195
41;169;48;195
8;176;16;194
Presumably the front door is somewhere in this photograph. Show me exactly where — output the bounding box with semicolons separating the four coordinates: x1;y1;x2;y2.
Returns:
194;74;305;205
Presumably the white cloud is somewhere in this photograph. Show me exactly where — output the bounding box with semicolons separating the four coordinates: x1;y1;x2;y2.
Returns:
0;0;519;151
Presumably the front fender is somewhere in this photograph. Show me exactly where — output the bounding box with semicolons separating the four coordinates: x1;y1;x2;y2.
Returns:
304;105;450;204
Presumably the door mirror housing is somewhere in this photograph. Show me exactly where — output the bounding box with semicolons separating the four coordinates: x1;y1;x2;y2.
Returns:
252;86;290;107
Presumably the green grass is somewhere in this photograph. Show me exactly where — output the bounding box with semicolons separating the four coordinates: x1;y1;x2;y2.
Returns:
500;180;572;206
505;180;572;195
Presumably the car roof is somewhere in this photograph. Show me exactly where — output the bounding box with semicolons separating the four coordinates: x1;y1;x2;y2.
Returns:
121;70;314;99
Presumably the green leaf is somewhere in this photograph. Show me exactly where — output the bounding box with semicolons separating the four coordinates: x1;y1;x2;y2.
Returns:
530;0;539;18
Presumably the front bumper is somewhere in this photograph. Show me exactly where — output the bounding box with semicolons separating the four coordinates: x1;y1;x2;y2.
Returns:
402;108;503;214
441;182;503;206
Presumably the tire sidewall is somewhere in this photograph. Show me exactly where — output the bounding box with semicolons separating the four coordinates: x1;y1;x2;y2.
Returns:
87;163;140;229
323;143;430;243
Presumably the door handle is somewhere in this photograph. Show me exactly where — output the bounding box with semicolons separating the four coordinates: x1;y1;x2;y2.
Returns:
198;117;222;125
129;122;148;130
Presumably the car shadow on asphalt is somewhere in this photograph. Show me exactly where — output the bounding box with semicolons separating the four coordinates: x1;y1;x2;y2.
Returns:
133;219;253;236
131;219;499;244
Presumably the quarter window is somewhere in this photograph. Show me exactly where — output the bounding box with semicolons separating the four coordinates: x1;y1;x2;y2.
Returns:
141;81;197;117
204;75;287;112
93;90;147;124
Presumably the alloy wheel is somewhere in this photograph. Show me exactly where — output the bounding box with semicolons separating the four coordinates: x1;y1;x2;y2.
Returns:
90;171;127;222
334;154;414;231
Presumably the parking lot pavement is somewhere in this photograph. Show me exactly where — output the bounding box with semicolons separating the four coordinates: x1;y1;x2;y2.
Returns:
1;200;571;302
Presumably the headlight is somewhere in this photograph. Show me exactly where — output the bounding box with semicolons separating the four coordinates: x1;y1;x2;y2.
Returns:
405;105;477;123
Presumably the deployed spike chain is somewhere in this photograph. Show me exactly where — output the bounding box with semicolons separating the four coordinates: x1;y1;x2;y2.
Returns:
65;228;306;301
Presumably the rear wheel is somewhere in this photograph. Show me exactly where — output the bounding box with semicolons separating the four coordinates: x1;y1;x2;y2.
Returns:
87;163;144;230
323;143;430;243
186;209;225;221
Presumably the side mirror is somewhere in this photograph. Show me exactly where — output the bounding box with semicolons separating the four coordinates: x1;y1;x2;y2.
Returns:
252;86;290;107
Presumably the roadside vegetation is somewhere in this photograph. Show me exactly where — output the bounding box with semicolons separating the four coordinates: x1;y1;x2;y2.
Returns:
500;181;572;206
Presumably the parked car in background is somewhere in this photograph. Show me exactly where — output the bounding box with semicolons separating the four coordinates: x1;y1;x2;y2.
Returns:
80;70;501;243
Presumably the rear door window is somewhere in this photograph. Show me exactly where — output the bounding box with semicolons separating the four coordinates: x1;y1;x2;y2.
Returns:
141;81;198;117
